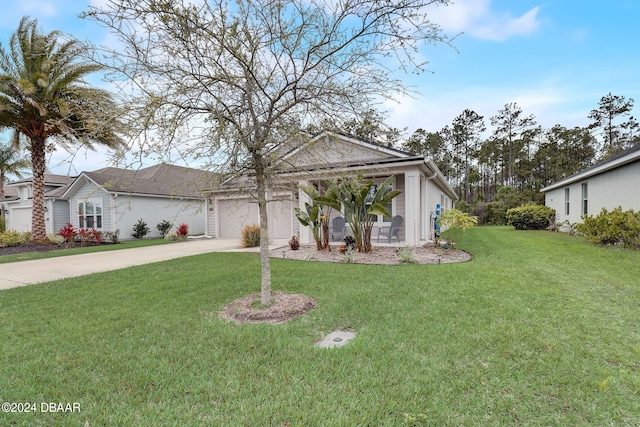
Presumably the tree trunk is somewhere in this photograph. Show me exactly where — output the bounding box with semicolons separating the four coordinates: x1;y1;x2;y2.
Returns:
0;171;5;200
255;159;272;306
321;218;330;251
362;224;373;253
30;139;48;243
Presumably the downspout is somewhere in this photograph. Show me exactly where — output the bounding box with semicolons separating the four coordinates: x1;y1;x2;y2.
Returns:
424;160;440;242
111;193;118;233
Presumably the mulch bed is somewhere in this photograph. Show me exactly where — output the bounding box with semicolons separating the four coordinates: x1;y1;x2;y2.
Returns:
270;243;473;265
0;242;62;256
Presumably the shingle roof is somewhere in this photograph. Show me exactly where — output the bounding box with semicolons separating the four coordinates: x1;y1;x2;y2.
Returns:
5;174;75;199
84;163;215;198
9;173;75;186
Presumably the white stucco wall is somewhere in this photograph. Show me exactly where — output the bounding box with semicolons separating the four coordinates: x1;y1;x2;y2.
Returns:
545;160;640;224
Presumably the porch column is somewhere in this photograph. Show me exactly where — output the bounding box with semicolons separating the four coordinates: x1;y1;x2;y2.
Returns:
297;180;313;245
404;171;421;247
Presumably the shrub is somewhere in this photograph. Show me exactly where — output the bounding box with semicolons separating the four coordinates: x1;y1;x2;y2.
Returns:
47;234;64;245
506;204;556;231
288;235;300;250
132;218;150;239
176;223;189;240
104;229;120;244
396;247;417;264
343;235;356;250
0;230;30;247
576;207;640;248
437;209;478;249
472;201;509;226
58;223;77;246
164;232;179;241
157;220;173;238
78;228;102;246
241;224;261;247
455;201;473;214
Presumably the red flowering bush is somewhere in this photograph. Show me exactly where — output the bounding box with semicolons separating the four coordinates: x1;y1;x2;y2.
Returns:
58;223;77;246
78;228;102;246
176;223;189;240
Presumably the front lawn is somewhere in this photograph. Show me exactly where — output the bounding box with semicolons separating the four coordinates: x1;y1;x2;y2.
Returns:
1;227;639;425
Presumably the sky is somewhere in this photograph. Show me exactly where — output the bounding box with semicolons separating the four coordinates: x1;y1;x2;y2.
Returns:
1;0;639;175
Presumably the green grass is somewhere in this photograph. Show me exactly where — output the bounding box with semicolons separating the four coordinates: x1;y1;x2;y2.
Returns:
0;238;173;264
1;227;639;426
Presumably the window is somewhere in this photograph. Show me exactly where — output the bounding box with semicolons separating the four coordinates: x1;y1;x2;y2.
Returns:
365;182;395;223
78;199;103;229
564;188;570;216
581;183;588;216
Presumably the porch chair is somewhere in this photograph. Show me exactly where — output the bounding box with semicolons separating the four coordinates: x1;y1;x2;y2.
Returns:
331;216;346;241
377;215;403;243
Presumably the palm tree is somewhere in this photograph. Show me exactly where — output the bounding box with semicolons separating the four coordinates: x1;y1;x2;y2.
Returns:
0;141;30;200
0;17;123;242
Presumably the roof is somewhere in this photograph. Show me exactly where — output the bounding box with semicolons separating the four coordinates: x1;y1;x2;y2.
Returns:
8;173;75;187
6;174;76;200
541;144;640;192
78;164;215;199
1;186;19;201
212;131;458;201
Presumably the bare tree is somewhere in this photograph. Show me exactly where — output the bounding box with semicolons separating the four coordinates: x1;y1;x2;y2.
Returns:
85;0;452;305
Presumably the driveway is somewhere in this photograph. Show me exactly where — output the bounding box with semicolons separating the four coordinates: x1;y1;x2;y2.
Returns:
0;238;288;291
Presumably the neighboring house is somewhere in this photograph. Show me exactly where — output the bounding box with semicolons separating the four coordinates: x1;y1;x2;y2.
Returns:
62;164;214;239
541;144;640;225
205;131;458;245
1;174;74;234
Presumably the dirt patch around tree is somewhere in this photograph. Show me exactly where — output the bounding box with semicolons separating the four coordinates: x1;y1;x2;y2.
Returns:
219;292;317;324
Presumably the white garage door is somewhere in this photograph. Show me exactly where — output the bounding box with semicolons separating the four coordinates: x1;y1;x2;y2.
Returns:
217;197;293;239
218;199;259;238
9;207;32;232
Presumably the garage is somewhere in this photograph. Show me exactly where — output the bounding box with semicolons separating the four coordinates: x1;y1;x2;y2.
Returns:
216;197;293;239
8;207;32;232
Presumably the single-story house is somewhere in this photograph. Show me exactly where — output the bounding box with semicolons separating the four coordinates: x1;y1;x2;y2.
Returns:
541;143;640;224
62;164;215;239
1;163;214;239
205;131;458;246
1;174;75;234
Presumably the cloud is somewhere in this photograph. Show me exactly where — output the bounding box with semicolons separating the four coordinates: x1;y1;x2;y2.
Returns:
431;0;541;41
383;81;588;135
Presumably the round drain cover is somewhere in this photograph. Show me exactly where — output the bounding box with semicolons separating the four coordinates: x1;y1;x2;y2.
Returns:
333;337;343;342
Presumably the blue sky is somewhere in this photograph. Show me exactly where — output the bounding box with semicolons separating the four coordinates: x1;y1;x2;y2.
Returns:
1;0;639;174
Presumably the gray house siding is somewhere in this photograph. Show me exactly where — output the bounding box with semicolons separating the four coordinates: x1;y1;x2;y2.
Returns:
545;160;640;224
50;200;70;235
110;195;205;239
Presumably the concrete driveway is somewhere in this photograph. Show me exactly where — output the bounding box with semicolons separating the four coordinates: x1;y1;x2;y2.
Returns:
0;238;288;291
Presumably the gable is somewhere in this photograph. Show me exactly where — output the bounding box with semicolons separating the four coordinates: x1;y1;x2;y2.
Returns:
280;132;409;169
